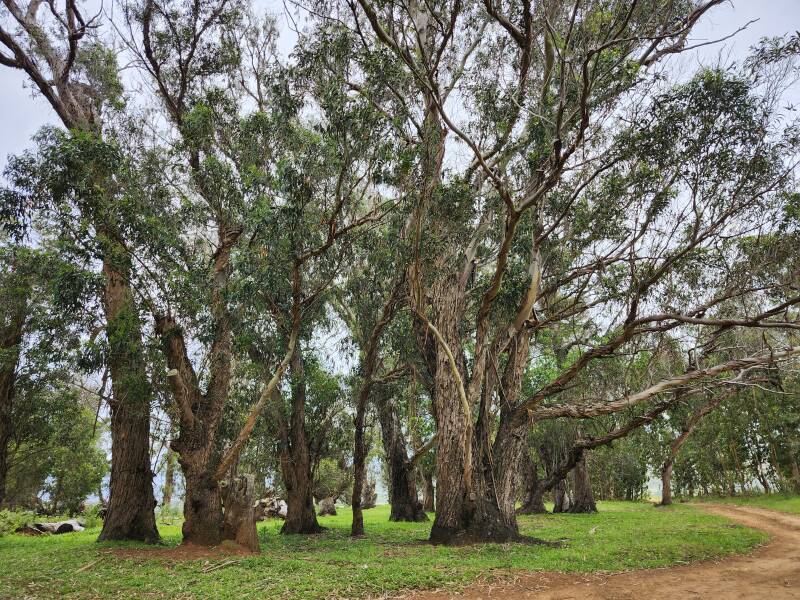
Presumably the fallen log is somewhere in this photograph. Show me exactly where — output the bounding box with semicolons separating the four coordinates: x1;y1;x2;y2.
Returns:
362;480;377;509
253;495;287;521
318;496;337;516
15;524;48;536
32;519;85;534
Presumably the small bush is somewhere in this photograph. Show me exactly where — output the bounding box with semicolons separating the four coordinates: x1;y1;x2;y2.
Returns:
0;509;36;536
79;504;104;529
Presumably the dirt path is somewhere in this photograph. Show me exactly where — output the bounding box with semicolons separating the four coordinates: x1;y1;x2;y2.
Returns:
405;504;800;599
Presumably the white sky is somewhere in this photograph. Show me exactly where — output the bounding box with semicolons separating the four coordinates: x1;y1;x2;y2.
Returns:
1;0;799;168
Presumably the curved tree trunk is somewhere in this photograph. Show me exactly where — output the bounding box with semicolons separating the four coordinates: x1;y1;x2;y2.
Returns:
568;453;597;513
422;471;435;512
96;254;159;543
552;481;570;513
162;450;176;509
517;458;547;514
377;395;427;522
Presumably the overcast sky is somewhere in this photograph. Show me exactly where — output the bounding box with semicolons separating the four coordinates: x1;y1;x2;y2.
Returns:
1;0;799;171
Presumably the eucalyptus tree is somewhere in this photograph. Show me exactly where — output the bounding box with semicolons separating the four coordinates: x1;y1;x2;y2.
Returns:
657;389;736;505
119;0;398;544
655;364;800;498
231;24;401;534
0;0;159;541
334;226;418;532
117;0;280;547
0;245;33;506
336;0;800;544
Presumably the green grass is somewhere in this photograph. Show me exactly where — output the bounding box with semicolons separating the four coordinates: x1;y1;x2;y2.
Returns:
0;501;766;599
693;492;800;515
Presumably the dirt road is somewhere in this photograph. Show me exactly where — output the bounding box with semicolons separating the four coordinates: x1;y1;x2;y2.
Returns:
406;504;800;599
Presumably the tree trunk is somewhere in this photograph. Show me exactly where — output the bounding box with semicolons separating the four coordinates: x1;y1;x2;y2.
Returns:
553;481;570;513
174;440;259;550
222;474;259;552
162;450;176;509
0;288;26;507
517;459;547;514
756;467;771;494
350;396;368;536
422;471;435;512
427;276;469;543
0;382;11;508
180;458;224;546
568;453;597;513
489;350;533;528
281;461;321;534
97;255;159;543
377;396;427;522
425;276;532;544
280;349;322;535
429;362;521;543
659;393;725;507
151;223;243;548
661;459;674;506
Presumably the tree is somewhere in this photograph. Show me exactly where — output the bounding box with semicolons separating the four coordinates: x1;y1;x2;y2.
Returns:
0;247;30;506
329;0;800;544
0;1;159;542
0;247;108;514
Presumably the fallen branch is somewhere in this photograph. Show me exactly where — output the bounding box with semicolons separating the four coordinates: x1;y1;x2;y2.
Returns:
201;559;242;573
75;558;104;574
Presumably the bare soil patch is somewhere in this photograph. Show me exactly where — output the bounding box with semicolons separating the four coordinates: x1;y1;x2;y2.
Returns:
109;540;254;564
404;504;800;599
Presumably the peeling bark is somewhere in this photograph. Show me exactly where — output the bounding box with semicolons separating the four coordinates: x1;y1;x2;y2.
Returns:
517;459;547;514
422;471;435;512
96;248;159;544
568;453;596;513
377;395;427;522
222;474;259;552
280;349;322;535
0;280;27;507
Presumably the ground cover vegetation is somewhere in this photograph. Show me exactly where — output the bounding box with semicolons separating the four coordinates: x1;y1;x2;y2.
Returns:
0;503;767;599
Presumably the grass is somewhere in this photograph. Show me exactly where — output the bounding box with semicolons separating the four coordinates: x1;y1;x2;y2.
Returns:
693;492;800;515
0;501;766;599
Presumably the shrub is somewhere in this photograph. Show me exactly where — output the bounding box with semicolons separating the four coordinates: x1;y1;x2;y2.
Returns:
0;509;36;536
